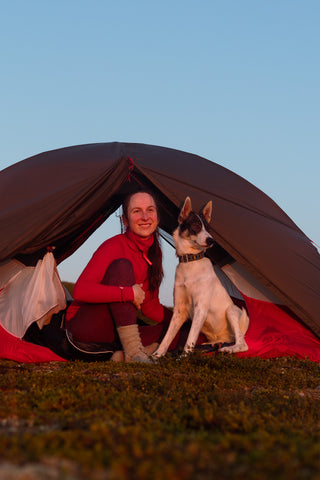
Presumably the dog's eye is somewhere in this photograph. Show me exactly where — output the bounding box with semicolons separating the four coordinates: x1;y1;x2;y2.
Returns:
190;222;202;235
185;213;202;235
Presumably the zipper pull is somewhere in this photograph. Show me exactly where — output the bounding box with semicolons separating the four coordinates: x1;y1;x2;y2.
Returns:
143;252;153;266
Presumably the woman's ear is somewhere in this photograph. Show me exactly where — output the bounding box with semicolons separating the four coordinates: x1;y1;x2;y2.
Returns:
122;214;128;228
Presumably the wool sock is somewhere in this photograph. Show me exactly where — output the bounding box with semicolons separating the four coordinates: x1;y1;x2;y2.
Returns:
117;324;154;363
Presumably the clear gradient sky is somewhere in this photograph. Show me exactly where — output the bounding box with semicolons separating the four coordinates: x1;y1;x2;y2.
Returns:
1;0;319;306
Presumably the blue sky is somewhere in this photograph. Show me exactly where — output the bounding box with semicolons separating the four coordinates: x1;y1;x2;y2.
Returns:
1;0;319;306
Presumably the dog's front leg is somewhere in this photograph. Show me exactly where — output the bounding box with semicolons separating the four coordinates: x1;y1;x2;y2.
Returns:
183;308;207;354
153;307;188;358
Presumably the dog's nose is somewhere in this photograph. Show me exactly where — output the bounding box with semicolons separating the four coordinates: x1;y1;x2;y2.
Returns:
206;237;214;247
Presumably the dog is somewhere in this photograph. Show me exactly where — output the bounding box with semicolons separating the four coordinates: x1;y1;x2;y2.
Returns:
153;197;249;357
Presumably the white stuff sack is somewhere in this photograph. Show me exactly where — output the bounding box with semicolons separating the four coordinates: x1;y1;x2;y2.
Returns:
0;252;66;338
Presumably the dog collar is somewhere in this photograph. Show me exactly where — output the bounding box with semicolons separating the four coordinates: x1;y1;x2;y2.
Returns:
178;251;205;263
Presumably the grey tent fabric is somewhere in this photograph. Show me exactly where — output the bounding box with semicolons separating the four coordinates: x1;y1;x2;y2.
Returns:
1;142;319;337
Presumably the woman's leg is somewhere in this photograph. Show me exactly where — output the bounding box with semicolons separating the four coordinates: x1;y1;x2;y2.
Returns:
103;259;153;363
102;258;137;327
65;301;117;343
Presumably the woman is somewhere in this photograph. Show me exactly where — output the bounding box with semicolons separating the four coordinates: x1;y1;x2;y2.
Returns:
65;189;176;363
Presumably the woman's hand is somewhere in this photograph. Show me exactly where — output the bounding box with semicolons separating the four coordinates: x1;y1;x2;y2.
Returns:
132;283;145;309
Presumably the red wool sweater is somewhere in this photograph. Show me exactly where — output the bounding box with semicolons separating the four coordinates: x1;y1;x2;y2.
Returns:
70;230;165;324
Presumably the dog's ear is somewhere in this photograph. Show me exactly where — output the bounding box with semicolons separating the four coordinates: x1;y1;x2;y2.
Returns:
178;197;192;223
202;201;212;224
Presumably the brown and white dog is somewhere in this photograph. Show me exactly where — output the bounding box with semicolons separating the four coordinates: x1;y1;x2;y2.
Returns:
153;197;249;357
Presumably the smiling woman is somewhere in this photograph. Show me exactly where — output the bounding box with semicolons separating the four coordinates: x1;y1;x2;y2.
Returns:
64;189;181;363
122;191;159;238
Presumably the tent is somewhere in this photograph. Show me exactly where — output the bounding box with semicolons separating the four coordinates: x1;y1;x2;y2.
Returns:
1;142;320;362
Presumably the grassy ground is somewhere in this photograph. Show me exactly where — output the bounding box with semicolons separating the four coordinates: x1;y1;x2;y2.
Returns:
0;353;320;480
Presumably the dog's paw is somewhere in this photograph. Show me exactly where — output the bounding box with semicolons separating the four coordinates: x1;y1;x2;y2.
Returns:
219;342;248;354
151;350;165;360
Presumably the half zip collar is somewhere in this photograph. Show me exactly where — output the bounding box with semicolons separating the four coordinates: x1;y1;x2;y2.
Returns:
125;229;154;265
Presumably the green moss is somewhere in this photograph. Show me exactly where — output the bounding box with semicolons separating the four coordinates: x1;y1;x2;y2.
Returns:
0;355;319;479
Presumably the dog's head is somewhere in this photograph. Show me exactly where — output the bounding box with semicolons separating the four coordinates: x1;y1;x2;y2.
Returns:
176;197;214;250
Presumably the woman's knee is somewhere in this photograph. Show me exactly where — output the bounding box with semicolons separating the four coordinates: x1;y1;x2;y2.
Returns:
102;258;135;286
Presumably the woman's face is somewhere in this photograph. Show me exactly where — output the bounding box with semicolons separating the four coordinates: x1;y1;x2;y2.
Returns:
123;192;159;238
